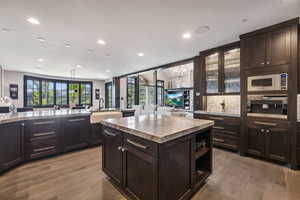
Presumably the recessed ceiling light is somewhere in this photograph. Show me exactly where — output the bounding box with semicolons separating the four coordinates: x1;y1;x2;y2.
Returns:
241;19;248;23
37;37;46;42
76;65;83;68
195;26;210;34
97;39;106;45
182;32;191;39
27;17;40;25
37;58;44;62
105;69;111;73
137;52;144;57
64;43;72;48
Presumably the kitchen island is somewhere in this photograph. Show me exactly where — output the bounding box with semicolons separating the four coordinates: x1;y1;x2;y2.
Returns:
101;114;214;200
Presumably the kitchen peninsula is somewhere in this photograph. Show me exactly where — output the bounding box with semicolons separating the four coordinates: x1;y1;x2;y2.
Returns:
101;115;214;200
0;109;135;173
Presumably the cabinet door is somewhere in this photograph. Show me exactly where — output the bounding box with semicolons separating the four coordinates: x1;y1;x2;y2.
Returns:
224;48;240;93
265;128;289;163
205;53;219;94
247;125;265;156
0;122;24;171
63;117;89;151
266;27;291;66
123;144;157;200
243;33;266;69
90;124;103;146
102;127;123;187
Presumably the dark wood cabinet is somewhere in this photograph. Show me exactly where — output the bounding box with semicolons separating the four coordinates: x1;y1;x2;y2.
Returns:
241;26;291;69
123;138;157;200
62;116;90;152
200;42;240;95
242;33;266;69
247;123;265;156
246;120;289;163
0;122;25;172
90;124;103;146
102;127;123;186
102;124;212;200
194;113;240;151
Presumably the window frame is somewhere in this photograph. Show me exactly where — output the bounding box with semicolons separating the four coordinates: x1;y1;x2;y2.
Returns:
24;75;93;108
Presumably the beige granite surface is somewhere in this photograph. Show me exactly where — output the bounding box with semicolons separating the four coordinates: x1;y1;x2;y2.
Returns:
0;109;91;124
90;111;122;124
101;114;214;143
247;113;288;119
194;110;240;118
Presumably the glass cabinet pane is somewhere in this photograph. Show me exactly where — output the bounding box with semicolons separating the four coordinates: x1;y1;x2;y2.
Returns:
205;53;219;94
224;48;240;93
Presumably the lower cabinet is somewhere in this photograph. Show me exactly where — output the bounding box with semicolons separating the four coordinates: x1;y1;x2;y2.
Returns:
90;124;103;146
102;127;123;186
102;125;212;200
62;116;90;152
247;120;289;163
0;122;25;172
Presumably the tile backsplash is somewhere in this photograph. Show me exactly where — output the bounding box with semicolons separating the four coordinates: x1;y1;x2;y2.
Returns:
206;95;240;114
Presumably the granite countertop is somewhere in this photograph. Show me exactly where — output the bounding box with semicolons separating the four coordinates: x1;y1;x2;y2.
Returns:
90;108;135;113
194;110;240;118
101;114;214;143
247;113;288;119
0;109;91;124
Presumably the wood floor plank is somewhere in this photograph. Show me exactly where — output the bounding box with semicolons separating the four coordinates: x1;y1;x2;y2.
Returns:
0;147;299;200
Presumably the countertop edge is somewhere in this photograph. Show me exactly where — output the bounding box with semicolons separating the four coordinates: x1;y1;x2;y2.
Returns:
101;120;214;143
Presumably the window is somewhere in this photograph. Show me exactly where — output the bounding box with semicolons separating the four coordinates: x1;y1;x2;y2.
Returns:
41;80;54;106
26;79;40;106
69;83;80;105
56;82;68;106
81;83;92;105
127;77;136;108
105;82;113;108
24;76;93;107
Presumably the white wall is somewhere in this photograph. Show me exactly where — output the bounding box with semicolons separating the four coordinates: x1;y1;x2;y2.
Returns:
2;70;105;109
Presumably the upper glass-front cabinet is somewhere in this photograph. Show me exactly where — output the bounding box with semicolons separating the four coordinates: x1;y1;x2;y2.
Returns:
224;48;240;93
204;45;240;95
205;53;219;94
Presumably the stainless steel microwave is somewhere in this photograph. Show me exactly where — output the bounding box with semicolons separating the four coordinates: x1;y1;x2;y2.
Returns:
248;73;288;92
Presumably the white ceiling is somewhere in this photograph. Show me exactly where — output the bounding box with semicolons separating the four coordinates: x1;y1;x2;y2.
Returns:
0;0;299;80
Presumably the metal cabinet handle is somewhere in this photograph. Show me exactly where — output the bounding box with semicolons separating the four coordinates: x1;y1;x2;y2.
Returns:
21;123;25;127
118;146;122;151
68;118;85;122
33;121;55;125
103;130;117;137
266;129;270;133
121;147;126;152
33;131;56;137
33;146;56;152
209;117;224;121
127;139;148;149
213;138;225;143
261;62;265;65
266;61;270;65
254;121;277;127
261;129;265;133
213;126;225;130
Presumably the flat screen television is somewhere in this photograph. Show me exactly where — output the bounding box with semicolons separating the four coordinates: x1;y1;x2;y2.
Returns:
165;91;184;108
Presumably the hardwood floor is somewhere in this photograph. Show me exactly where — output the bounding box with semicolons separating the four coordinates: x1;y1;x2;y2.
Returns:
0;147;299;200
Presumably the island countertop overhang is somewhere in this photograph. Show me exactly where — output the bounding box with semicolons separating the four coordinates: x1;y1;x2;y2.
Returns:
101;114;214;143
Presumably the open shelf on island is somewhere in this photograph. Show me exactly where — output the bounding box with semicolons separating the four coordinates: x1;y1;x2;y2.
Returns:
195;147;210;159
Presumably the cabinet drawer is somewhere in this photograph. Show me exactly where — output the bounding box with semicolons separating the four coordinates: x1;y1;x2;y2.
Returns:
124;134;158;157
26;119;57;140
28;138;58;159
213;132;238;150
248;119;289;129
